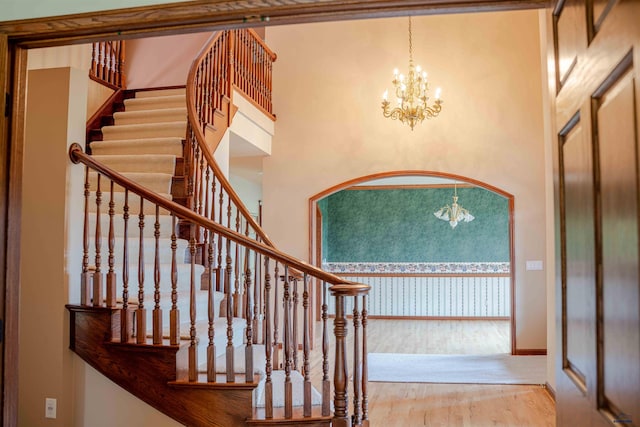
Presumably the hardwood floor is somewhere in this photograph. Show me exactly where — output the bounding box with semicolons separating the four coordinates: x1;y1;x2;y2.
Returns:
309;319;555;426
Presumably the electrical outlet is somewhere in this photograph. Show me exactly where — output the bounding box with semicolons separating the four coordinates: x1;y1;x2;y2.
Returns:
45;398;56;419
526;260;543;271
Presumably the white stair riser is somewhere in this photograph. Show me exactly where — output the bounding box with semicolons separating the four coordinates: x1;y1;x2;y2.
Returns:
87;192;173;216
90;138;184;157
114;108;187;125
88;237;191;265
131;290;225;326
94;263;206;295
88;171;173;194
123;95;186;112
88;214;175;239
102;122;187;141
135;88;186;99
91;154;176;174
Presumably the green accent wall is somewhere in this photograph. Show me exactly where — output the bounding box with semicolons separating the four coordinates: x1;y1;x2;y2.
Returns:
323;187;509;262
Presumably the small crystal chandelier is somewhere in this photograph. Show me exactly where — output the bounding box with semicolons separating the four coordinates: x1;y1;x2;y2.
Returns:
381;16;443;130
434;183;474;229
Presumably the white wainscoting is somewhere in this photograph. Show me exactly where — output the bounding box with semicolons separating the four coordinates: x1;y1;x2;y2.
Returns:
327;275;511;318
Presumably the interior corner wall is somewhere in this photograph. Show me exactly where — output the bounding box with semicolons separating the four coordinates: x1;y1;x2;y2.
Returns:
264;10;548;351
124;32;212;90
20;67;184;427
20;67;86;427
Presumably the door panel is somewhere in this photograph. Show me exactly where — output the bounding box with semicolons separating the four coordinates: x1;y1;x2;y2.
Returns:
552;1;640;426
560;116;593;392
595;64;640;425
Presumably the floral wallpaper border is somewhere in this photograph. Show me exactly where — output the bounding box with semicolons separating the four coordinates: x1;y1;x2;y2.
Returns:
322;262;510;274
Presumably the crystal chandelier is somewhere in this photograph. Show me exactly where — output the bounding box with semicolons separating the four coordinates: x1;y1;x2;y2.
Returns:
434;183;474;229
381;16;443;130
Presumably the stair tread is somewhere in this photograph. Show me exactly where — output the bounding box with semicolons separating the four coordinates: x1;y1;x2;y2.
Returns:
102;121;187;132
135;88;186;98
114;107;187;117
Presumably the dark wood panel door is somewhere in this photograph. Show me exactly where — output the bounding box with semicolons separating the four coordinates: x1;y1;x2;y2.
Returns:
552;1;640;426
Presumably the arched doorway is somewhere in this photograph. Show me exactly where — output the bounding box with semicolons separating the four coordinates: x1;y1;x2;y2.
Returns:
309;170;516;354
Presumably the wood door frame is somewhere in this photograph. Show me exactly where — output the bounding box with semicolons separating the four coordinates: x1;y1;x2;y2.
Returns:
0;1;548;424
308;170;517;354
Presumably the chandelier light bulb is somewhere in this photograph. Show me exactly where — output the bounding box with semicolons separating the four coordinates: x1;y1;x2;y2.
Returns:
381;16;444;130
382;90;388;100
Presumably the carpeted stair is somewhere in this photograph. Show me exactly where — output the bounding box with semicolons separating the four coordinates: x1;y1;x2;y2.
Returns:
87;88;245;359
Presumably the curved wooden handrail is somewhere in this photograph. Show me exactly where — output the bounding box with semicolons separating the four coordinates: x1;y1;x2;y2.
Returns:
70;144;365;288
246;28;277;61
186;31;275;248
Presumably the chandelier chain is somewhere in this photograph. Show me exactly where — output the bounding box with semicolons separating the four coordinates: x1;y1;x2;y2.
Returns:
408;16;413;64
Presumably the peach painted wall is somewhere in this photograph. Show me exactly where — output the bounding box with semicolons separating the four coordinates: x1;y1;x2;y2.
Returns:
125;32;213;89
264;10;549;351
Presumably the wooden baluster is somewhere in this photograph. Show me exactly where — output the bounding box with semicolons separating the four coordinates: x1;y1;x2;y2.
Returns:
264;257;273;418
187;131;196;203
210;177;218;292
252;233;260;344
194;145;202;221
90;43;98;78
202;165;211;277
217;182;224;291
100;42;107;81
93;173;103;306
120;190;132;343
81;166;91;306
105;42;112;85
96;42;103;80
106;180;116;308
333;294;349;427
244;243;253;383
204;172;216;382
153;205;162;345
292;277;299;372
117;41;125;88
233;209;240;317
361;295;369;427
321;280;330;416
136;197;146;344
197;147;205;242
228;29;235;99
352;297;362;426
242;220;249;316
170;214;180;345
206;226;216;382
303;273;311;417
225;237;235;383
283;266;293;419
272;262;280;371
189;223;198;381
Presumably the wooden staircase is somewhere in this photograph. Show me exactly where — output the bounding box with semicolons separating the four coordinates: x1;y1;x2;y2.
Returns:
69;29;370;427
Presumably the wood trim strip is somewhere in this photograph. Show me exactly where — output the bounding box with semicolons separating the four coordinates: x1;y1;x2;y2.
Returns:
309;170;515;202
346;183;475;190
2;42;27;427
329;315;511;321
2;0;550;47
514;349;547;356
544;382;556;401
333;272;511;278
